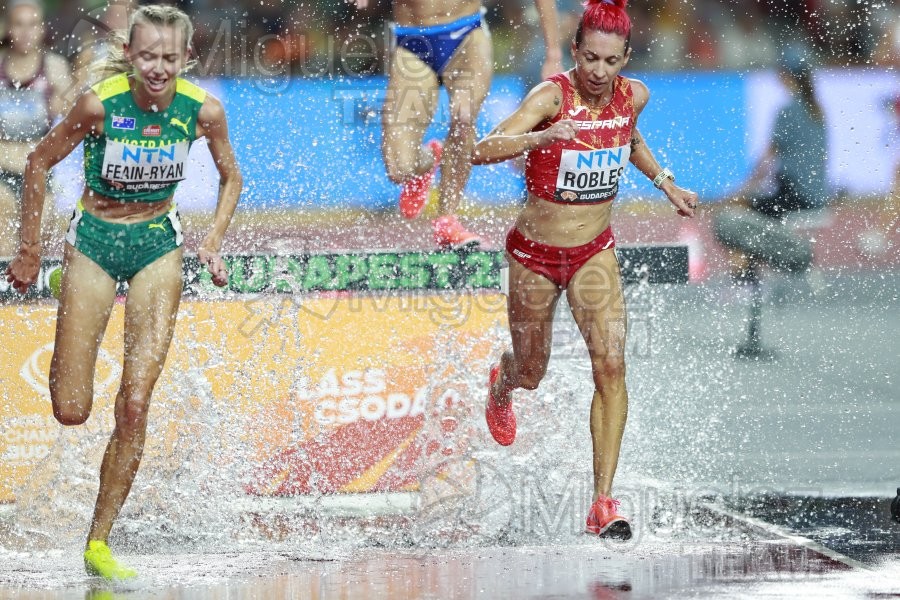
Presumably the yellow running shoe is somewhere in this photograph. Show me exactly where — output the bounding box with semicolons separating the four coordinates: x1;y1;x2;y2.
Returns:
83;540;137;580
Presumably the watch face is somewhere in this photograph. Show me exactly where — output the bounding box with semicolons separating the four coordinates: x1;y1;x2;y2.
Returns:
654;169;673;188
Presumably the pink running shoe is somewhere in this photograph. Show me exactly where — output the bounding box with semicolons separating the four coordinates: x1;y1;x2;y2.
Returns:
399;139;442;219
585;495;632;539
485;364;516;446
433;215;481;249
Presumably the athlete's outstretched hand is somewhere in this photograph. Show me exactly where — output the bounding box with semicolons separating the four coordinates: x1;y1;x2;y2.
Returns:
536;119;579;148
5;247;41;294
199;248;228;287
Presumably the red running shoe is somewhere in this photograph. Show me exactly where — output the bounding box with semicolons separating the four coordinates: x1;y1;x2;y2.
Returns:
485;364;516;446
585;495;632;539
399;139;442;219
433;215;481;249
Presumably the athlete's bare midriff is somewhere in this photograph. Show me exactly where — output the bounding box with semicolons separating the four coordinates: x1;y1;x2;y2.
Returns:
514;193;614;247
80;187;174;223
393;0;481;27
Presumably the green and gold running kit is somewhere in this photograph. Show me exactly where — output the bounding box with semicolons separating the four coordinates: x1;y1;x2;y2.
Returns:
68;73;206;281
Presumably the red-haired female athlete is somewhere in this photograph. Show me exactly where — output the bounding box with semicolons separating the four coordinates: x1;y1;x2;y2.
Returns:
473;0;697;539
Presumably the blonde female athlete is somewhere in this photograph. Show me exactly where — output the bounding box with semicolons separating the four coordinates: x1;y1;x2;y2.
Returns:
5;5;242;579
473;0;697;539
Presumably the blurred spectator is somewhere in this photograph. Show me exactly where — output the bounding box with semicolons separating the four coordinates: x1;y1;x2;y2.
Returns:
260;5;320;76
67;0;134;95
808;1;879;64
712;43;829;357
712;8;777;70
0;0;72;257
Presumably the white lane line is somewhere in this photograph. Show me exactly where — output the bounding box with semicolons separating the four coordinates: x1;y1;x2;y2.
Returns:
699;501;871;571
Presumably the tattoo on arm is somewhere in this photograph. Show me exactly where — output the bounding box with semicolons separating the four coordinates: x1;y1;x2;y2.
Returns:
553;97;560;106
630;135;642;152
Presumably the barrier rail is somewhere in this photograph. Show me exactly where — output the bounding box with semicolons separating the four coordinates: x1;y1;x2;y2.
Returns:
0;246;687;302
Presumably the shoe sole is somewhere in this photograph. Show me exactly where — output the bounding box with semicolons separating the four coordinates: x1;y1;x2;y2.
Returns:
587;518;632;540
84;560;137;580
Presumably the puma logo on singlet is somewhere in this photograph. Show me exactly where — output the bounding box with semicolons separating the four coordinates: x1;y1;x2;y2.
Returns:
169;116;191;135
148;222;168;232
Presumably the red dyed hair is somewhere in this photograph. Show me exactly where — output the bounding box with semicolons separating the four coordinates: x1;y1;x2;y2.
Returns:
575;0;632;49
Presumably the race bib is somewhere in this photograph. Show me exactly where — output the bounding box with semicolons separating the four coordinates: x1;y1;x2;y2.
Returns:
554;143;630;203
101;138;189;192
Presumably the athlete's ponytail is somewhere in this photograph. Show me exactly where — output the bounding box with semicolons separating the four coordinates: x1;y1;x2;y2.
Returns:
575;0;632;50
92;29;131;81
93;4;196;81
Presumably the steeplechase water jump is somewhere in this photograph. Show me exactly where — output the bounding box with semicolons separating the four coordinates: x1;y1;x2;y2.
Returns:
1;0;898;597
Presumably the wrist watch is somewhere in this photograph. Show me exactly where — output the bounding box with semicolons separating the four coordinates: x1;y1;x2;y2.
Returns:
652;168;675;189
